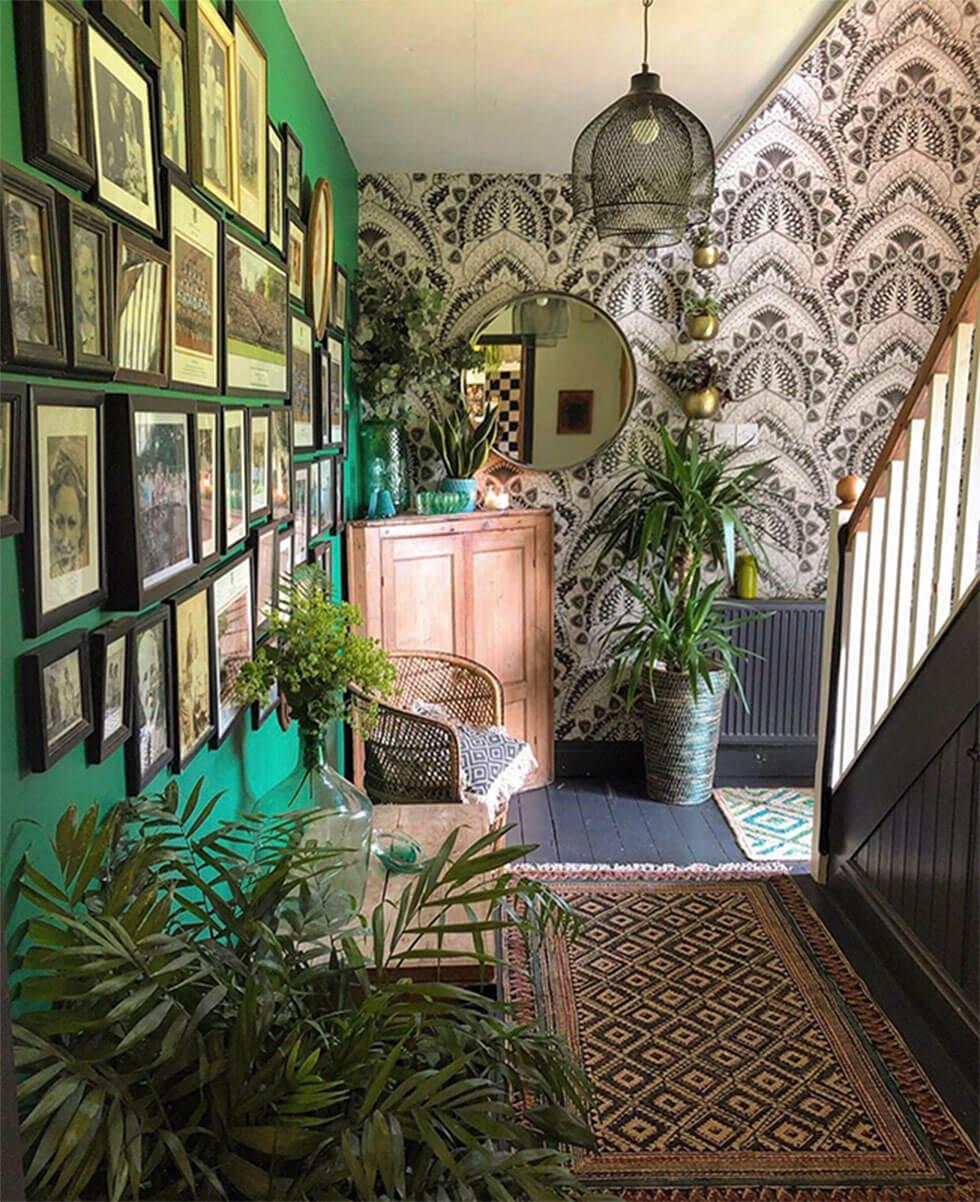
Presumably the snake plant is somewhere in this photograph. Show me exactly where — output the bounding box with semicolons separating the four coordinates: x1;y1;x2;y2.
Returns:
429;401;499;479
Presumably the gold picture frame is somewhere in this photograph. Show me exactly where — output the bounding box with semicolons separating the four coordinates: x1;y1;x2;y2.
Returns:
307;177;334;339
232;8;267;238
186;0;238;212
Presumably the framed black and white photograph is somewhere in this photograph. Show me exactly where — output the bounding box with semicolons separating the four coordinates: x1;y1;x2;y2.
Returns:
224;228;288;398
128;605;174;794
232;8;267;238
210;550;254;745
266;119;284;255
269;404;292;521
22;628;93;774
286;213;306;309
106;395;197;610
1;382;27;538
308;458;321;539
277;521;293;595
193;401;221;568
0;163;67;372
325;331;346;451
251;520;277;640
23;388;105;637
168;176;221;394
186;0;238;212
88;23;161;238
331;263;348;335
158;5;190;177
293;461;309;566
88;617;131;763
283;122;302;215
247;406;270;520
87;0;161;68
290;311;314;451
115;225;169;387
170;576;214;771
58;195;115;377
13;0;96;191
222;405;247;550
318;453;335;536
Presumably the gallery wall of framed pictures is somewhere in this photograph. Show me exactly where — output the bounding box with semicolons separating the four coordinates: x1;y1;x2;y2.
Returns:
0;0;356;797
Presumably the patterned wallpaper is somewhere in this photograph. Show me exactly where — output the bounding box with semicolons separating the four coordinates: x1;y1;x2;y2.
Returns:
358;0;979;742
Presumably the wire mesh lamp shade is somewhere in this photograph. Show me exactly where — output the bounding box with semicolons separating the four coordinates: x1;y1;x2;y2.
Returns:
572;68;715;247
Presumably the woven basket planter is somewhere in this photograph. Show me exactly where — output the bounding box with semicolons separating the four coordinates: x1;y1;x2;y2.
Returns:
641;666;728;805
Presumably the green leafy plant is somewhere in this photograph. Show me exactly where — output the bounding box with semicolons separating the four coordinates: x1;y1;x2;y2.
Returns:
351;261;483;421
682;293;721;318
428;400;499;479
692;225;716;248
659;353;728;397
13;782;596;1201
235;569;396;735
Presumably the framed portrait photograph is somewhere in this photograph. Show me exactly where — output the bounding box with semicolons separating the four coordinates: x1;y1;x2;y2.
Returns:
170;576;214;771
266;120;284;255
307;178;334;339
290;312;314;452
13;0;95;191
286;214;306;308
325;331;346;451
269;404;292;521
293;462;309;566
1;382;27;538
23;388;105;637
233;9;267;238
128;605;174;794
58;195;115;377
88;617;131;764
88;24;161;237
247;407;270;521
318;454;335;536
106;395;197;610
187;0;238;212
210;549;254;745
283;123;302;215
158;6;190;176
115;225;169;387
308;459;321;539
251;520;277;640
331;263;348;335
168;176;221;394
222;405;248;550
224;229;287;398
22;628;93;774
277;522;293;594
87;0;161;67
0;163;67;372
192;401;221;569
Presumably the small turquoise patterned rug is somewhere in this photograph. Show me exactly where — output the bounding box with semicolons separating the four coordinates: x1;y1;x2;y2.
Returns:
712;786;814;861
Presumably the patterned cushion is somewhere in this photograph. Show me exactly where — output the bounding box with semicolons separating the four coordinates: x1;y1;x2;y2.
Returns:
457;724;537;824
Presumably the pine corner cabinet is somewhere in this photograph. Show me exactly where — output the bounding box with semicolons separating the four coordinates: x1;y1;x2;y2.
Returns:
346;508;555;787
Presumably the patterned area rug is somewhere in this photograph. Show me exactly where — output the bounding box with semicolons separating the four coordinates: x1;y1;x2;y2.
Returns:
713;787;814;860
504;865;979;1201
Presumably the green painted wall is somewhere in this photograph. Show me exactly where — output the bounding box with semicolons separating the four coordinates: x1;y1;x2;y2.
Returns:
0;1;359;924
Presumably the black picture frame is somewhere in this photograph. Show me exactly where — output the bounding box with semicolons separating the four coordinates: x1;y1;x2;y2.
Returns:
247;406;271;521
334;456;345;535
209;548;254;747
309;537;332;585
266;119;285;255
292;460;310;565
276;521;293;596
166;173;222;395
58;194;115;378
251;520;277;640
169;574;215;772
1;382;27;538
290;311;315;453
251;676;280;729
13;0;96;191
0;163;68;373
331;263;348;335
324;331;346;453
22;387;106;638
105;393;199;611
88;617;132;764
230;6;268;241
22;628;94;774
185;0;237;214
221;404;248;552
317;453;335;536
192;400;222;570
282;123;303;216
127;604;174;794
156;4;190;178
86;0;161;68
286;213;306;310
114;225;170;388
224;227;289;400
269;403;293;522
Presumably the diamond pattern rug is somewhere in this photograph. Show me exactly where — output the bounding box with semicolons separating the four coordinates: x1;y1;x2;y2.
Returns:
713;787;814;860
503;865;979;1200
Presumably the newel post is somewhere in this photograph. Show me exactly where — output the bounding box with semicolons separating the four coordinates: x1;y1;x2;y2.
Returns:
811;475;862;884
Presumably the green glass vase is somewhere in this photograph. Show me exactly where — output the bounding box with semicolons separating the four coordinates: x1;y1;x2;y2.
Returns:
360;418;409;514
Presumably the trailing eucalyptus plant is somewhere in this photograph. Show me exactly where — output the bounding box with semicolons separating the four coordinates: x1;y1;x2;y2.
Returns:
13;782;594;1201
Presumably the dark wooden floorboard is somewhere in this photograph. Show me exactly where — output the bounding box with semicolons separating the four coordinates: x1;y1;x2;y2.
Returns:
602;785;660;863
574;780;628;863
513;785;557;863
548;782;594;863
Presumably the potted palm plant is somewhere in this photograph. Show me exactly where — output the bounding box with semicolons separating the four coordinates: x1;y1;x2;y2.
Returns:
428;399;499;511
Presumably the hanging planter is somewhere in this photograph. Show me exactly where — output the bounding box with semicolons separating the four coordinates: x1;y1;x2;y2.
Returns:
692;226;720;269
682;385;721;419
662;353;728;421
683;292;720;340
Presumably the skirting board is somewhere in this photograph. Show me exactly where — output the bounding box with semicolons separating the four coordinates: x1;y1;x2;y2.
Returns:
555;740;816;785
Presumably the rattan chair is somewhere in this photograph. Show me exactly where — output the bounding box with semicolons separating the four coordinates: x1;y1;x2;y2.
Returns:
353;651;533;821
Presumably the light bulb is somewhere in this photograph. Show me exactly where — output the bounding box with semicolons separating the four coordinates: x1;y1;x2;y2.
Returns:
631;113;660;144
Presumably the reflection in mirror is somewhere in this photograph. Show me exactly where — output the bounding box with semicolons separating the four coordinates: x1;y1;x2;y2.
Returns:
464;293;635;471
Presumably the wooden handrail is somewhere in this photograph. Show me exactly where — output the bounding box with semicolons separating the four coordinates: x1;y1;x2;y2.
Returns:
848;248;979;544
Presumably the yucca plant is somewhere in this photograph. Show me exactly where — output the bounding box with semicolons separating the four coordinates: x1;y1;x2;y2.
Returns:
428;401;499;480
12;782;594;1201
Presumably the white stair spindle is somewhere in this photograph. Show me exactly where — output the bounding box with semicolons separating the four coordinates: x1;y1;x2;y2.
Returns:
840;529;868;774
892;418;924;699
911;374;948;669
932;322;973;635
954;303;980;600
874;463;904;723
857;497;886;749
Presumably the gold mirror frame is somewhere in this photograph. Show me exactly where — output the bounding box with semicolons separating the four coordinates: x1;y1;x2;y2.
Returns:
308;177;334;340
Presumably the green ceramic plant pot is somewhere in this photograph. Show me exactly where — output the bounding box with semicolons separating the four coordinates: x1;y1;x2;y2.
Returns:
440;477;478;512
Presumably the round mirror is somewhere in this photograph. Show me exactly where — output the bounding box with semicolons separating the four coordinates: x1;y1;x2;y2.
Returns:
464;292;636;471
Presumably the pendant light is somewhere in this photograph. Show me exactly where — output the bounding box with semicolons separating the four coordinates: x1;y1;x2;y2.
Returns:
572;0;715;247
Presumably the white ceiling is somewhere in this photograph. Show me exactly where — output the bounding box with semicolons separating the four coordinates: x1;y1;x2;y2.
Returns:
281;0;843;173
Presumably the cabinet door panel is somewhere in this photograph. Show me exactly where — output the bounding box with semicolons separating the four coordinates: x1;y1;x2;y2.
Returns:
381;535;467;653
